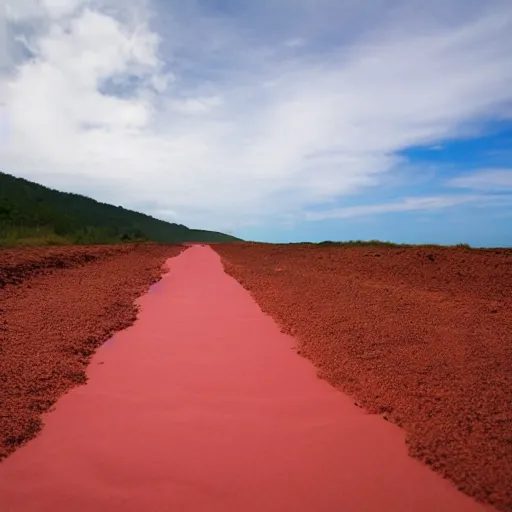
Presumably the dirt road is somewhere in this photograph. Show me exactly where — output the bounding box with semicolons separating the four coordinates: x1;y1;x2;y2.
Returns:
0;246;490;511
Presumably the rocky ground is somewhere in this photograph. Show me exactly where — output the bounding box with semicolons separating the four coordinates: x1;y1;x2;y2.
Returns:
214;243;512;512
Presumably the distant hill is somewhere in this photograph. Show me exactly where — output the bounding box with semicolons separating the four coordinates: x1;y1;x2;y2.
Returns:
0;172;241;245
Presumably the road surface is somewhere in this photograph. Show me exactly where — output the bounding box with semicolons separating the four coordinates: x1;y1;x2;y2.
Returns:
0;246;488;511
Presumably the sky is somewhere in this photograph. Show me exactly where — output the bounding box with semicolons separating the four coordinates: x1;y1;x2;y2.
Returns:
1;0;512;245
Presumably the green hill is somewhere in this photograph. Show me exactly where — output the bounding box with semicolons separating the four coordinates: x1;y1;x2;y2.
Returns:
0;172;241;246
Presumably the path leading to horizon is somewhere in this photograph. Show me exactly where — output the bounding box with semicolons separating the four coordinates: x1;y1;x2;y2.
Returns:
0;246;488;511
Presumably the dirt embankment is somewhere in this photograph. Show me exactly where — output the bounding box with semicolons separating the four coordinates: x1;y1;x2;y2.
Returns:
0;245;128;287
214;243;512;512
0;243;184;460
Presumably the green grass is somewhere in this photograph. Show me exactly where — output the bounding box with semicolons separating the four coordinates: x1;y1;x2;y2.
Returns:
0;225;148;247
314;240;472;248
317;239;403;247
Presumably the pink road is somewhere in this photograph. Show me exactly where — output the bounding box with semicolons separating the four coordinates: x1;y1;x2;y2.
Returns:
0;246;490;512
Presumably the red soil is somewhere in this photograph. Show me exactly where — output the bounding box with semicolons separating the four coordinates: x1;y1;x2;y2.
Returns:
0;246;489;511
0;243;183;460
213;243;512;512
0;245;128;287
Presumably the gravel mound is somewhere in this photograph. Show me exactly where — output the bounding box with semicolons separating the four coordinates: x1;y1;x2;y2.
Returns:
0;245;133;287
0;243;183;460
214;243;512;512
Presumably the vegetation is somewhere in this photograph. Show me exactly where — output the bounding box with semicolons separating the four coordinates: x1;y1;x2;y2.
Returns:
0;172;241;246
317;240;403;247
316;240;472;248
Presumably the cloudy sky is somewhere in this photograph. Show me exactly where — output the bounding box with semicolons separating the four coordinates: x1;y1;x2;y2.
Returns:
1;0;512;245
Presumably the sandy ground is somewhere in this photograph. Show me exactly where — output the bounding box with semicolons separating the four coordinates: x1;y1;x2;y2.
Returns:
0;243;183;460
0;246;489;511
213;243;512;512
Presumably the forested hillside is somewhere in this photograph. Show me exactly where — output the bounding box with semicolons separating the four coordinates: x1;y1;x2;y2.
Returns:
0;172;241;245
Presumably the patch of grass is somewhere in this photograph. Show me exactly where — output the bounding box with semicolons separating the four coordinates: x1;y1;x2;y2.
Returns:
314;240;474;249
0;226;68;247
317;240;404;247
0;225;147;247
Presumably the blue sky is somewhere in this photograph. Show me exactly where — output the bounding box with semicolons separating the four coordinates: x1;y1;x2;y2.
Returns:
1;0;512;245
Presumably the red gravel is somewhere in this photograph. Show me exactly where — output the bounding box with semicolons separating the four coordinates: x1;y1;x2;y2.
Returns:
0;245;127;287
0;243;184;461
213;243;512;512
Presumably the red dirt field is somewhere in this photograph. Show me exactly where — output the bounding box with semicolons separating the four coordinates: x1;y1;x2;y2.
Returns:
0;245;130;287
213;243;512;512
0;246;490;511
0;243;183;461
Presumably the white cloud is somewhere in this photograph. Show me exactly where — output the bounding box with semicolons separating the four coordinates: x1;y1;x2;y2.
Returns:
5;0;44;21
283;38;305;48
449;169;512;191
168;95;223;115
41;0;85;19
1;0;512;231
304;195;484;220
5;0;85;21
